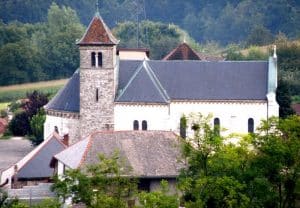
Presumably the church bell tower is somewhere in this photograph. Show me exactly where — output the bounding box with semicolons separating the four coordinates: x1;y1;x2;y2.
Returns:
77;12;119;138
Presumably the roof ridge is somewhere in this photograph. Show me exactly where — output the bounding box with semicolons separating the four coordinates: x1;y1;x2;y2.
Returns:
16;132;64;175
143;61;170;102
78;135;93;168
116;62;144;101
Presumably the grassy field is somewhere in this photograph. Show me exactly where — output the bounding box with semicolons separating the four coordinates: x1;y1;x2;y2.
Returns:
0;79;67;103
0;102;9;110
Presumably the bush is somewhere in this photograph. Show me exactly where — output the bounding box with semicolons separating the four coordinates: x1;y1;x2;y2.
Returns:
0;109;7;118
29;109;46;146
9;110;30;136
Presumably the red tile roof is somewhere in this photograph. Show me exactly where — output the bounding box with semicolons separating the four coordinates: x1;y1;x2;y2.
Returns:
163;42;224;61
0;118;8;134
163;43;201;60
77;13;118;45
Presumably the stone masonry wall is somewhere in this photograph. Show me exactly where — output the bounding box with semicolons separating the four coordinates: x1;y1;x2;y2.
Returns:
79;45;116;138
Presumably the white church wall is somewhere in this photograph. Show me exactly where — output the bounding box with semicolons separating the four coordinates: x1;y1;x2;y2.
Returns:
114;101;269;135
44;115;80;144
114;104;170;131
169;101;268;135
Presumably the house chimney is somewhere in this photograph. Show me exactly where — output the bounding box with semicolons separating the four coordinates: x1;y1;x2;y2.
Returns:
62;134;69;146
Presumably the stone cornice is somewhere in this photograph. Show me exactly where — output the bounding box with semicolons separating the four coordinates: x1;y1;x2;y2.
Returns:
46;109;80;119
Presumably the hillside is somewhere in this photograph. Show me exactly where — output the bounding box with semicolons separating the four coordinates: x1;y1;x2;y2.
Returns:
0;0;299;45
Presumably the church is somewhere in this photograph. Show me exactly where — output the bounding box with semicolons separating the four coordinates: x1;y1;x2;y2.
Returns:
43;12;279;144
0;11;280;198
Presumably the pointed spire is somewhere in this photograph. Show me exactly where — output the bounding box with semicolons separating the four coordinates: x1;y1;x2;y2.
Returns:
96;0;99;15
77;7;119;46
273;45;277;59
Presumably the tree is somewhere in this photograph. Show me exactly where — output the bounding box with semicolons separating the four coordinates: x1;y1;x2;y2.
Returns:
178;113;251;208
8;110;30;136
52;151;137;208
276;79;295;118
29;109;46;146
253;116;300;208
137;180;179;208
23;91;48;118
245;25;274;47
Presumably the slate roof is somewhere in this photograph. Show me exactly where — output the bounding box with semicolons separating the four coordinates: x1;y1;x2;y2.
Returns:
116;61;169;103
77;13;118;45
54;131;184;177
17;133;66;179
46;60;268;112
44;70;79;112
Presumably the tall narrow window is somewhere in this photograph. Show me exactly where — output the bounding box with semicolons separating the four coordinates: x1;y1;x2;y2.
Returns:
133;120;139;130
142;120;147;130
96;88;99;102
98;52;102;67
214;118;220;136
180;116;187;138
248;118;254;133
91;52;96;67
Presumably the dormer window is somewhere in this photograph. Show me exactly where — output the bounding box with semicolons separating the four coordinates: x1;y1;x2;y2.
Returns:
91;52;96;67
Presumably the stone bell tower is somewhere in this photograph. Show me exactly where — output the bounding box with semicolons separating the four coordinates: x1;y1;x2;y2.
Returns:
77;12;119;138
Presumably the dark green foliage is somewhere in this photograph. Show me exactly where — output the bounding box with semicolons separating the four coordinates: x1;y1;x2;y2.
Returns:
277;42;300;96
276;79;295;118
23;90;48;118
29;109;46;146
8;110;30;136
137;180;179;208
179;115;187;138
0;3;84;86
179;114;300;208
246;25;274;47
1;0;299;45
8;91;48;137
113;21;197;59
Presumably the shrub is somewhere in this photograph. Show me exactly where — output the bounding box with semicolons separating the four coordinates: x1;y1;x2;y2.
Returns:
9;110;30;136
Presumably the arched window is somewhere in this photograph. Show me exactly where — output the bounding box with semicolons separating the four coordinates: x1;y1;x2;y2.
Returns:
98;52;102;67
91;52;96;67
133;120;139;130
248;118;254;133
214;118;220;135
142;120;147;130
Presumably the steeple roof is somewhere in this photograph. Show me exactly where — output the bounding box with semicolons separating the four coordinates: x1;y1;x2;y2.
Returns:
77;13;118;45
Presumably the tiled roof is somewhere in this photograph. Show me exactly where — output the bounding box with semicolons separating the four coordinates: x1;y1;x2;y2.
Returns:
17;133;66;179
162;42;224;61
54;131;184;177
46;60;268;112
77;13;118;45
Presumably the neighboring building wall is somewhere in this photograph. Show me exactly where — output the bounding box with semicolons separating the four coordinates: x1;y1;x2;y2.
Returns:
44;114;80;144
114;101;269;135
79;46;116;138
114;104;170;131
118;51;149;60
